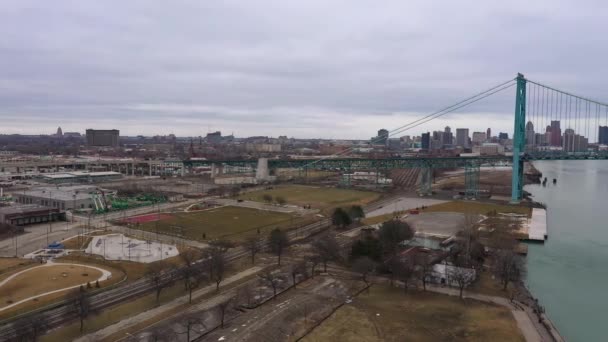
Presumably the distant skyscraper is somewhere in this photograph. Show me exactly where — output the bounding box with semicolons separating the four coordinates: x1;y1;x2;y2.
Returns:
56;127;63;137
442;126;453;145
455;128;470;148
525;121;535;147
486;128;491;139
421;132;430;150
599;126;608;145
472;132;487;145
563;128;588;152
375;128;389;145
550;121;562;146
498;132;509;140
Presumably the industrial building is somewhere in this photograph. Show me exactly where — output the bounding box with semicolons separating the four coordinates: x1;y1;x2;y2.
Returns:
13;185;114;211
86;129;120;147
0;204;64;226
38;171;122;184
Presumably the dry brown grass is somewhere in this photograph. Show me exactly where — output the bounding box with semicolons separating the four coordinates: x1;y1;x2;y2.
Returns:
0;265;103;309
303;285;524;342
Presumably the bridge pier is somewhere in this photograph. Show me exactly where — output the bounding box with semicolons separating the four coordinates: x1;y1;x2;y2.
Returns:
418;166;433;196
464;164;480;199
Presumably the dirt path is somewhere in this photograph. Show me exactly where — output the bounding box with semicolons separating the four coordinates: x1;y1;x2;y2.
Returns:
73;266;262;342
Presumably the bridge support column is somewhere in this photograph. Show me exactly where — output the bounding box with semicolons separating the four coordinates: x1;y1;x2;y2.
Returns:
418;166;433;196
464;164;480;199
511;73;527;203
255;158;269;181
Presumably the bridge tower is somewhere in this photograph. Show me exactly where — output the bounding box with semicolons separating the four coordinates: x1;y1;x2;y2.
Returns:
511;73;527;203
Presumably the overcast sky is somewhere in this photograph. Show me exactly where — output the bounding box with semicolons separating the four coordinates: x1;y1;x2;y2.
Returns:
1;1;607;139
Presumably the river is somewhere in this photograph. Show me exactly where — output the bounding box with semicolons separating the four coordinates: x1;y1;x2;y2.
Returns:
525;160;608;341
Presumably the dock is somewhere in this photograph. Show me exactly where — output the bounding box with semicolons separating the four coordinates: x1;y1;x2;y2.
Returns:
527;208;548;241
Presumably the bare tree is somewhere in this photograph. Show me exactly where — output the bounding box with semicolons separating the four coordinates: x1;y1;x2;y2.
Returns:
393;260;415;293
12;313;48;342
177;313;204;342
66;285;92;333
290;261;308;288
210;246;226;291
268;228;288;266
259;271;282;299
179;248;201;290
147;326;176;342
307;254;321;278
146;261;174;305
185;265;207;304
237;283;255;308
448;266;475;299
262;194;273;203
245;236;261;264
312;234;341;272
217;296;234;328
352;256;375;285
493;249;526;291
414;253;434;291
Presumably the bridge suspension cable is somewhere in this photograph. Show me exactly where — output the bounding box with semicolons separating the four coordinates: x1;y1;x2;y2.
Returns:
301;77;517;168
523;77;608;153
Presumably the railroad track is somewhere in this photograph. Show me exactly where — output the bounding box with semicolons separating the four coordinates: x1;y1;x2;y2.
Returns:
0;219;331;341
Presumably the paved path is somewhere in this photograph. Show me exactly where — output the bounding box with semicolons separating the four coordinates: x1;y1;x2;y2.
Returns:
365;196;447;217
74;266;262;342
425;285;544;342
0;261;112;312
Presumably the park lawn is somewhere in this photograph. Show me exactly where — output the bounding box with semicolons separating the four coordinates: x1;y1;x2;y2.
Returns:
238;185;380;211
303;285;524;342
0;258;36;279
137;206;309;242
422;201;532;217
0;265;103;309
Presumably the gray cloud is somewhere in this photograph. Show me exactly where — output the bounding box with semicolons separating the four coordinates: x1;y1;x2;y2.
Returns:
0;0;607;138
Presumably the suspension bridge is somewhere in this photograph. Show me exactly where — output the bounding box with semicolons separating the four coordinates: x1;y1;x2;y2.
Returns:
182;73;608;203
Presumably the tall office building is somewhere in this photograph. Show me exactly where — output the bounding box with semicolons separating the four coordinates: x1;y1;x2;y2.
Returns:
486;128;491;139
563;129;588;152
86;129;119;147
472;132;487;145
421;132;430;150
525;121;535;146
442;126;453;145
550;121;562;146
376;128;389;145
498;132;509;140
455;128;470;148
599;126;608;145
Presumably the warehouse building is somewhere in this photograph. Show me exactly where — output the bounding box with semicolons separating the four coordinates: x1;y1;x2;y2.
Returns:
13;185;114;211
0;204;64;226
38;171;122;184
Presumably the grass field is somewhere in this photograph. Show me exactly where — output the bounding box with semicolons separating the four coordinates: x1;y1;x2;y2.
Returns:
303;285;524;342
239;185;380;212
422;201;532;217
136;206;311;241
0;265;103;308
0;258;35;278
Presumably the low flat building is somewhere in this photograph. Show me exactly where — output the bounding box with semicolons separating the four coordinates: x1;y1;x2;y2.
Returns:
38;171;122;184
13;185;114;211
0;204;64;226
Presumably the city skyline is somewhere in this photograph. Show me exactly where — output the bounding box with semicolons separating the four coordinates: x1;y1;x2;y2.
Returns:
2;1;608;138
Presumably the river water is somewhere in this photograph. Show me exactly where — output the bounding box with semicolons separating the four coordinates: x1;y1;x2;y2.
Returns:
525;160;608;341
